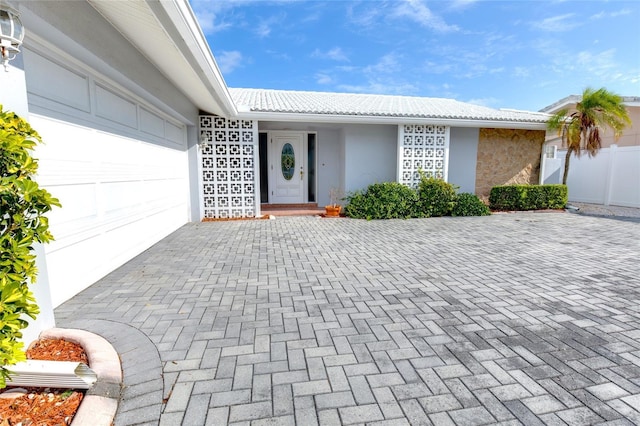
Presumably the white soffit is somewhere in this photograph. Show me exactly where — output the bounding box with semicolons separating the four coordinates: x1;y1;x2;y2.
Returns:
88;0;235;117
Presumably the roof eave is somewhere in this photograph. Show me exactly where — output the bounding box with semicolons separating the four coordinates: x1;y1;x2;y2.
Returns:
541;95;640;113
236;111;548;130
89;0;237;117
155;0;237;117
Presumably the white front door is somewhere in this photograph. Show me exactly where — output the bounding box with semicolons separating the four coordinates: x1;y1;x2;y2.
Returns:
269;132;305;203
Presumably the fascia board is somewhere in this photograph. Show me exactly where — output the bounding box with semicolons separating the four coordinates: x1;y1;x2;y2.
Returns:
235;111;548;130
541;96;640;113
539;96;581;113
152;1;237;117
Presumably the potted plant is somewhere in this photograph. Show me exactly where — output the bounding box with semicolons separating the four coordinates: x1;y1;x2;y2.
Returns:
325;187;342;217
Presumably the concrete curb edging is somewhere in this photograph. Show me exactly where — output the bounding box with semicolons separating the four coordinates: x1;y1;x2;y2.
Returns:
39;327;122;426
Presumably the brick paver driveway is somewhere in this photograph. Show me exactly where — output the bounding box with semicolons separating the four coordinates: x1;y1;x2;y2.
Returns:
55;212;640;425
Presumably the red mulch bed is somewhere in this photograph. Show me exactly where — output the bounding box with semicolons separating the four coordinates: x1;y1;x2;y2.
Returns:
0;339;87;426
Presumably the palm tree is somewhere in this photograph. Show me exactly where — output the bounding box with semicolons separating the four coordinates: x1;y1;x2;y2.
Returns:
547;87;631;185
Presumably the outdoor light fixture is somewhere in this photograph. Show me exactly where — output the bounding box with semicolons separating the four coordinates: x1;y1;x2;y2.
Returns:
198;131;210;149
0;4;24;71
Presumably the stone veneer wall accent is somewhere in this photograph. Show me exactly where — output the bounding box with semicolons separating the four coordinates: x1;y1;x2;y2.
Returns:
475;128;545;198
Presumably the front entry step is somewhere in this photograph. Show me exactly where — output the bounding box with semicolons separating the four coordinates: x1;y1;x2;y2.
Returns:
261;203;324;216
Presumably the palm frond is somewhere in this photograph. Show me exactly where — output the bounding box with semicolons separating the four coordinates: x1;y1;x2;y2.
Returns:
546;87;631;182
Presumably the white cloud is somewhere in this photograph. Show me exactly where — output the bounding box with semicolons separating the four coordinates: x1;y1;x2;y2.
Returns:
423;61;454;74
256;22;272;37
315;73;333;85
391;0;459;33
217;51;244;74
591;9;632;20
531;38;633;88
334;53;417;95
514;67;530;78
266;50;292;61
346;4;383;29
338;81;418;96
532;13;580;32
611;9;632;17
574;48;617;76
547;48;617;77
255;13;286;38
194;10;231;34
364;53;403;75
466;97;500;107
447;0;479;12
420;30;520;81
189;0;243;34
336;65;358;73
312;47;349;62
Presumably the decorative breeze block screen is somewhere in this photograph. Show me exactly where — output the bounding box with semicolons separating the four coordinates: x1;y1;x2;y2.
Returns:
200;115;257;218
399;124;450;187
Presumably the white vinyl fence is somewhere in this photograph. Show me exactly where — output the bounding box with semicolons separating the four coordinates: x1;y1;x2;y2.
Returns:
541;144;640;208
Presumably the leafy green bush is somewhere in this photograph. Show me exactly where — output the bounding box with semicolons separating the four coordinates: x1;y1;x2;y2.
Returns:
488;185;521;210
452;193;491;217
489;184;568;211
1;106;60;388
543;185;569;209
417;175;457;217
344;182;419;220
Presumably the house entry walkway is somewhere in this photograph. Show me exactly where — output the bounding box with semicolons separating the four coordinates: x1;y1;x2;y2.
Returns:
54;212;640;425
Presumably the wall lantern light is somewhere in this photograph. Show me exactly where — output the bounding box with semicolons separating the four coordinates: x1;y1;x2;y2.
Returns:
0;4;24;71
199;131;210;149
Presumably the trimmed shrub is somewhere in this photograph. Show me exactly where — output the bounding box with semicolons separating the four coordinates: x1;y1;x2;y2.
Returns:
543;184;569;209
452;193;491;217
1;106;60;388
489;184;568;211
344;182;419;220
345;178;494;220
488;185;521;210
417;176;457;217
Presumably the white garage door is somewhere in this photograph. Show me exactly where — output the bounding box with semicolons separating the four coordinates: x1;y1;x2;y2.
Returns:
25;49;190;306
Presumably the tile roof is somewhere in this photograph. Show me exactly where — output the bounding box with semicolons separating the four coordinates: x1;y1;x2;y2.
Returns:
230;88;550;124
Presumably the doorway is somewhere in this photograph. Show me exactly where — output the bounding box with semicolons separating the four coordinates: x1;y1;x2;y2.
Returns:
261;131;316;204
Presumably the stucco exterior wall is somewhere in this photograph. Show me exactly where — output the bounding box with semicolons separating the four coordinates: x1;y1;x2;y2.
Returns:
607;105;639;147
475;128;545;197
448;127;479;193
343;124;397;194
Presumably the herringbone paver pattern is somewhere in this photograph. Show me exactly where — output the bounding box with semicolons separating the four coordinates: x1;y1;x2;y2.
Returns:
55;213;640;425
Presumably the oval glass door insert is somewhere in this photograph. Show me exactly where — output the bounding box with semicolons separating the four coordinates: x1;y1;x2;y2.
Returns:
281;143;295;180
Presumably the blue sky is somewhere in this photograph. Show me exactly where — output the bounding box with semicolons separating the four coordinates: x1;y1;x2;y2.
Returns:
190;0;640;112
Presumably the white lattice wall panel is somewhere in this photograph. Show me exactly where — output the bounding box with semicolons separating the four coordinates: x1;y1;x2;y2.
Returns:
399;124;450;187
200;115;257;218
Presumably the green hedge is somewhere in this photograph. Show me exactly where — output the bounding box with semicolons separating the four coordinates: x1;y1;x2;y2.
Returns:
452;193;491;217
344;182;419;220
344;177;490;220
417;177;457;217
489;184;568;211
